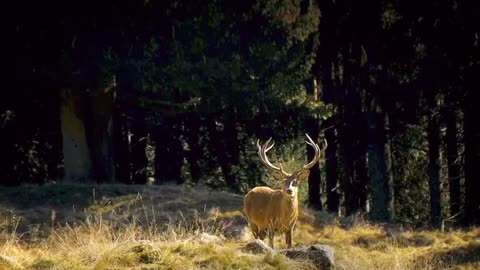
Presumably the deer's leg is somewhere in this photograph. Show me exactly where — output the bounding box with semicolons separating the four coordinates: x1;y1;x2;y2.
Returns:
285;228;293;248
249;223;260;239
258;229;267;240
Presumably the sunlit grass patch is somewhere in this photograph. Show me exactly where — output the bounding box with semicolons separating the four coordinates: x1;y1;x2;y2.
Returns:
1;184;480;269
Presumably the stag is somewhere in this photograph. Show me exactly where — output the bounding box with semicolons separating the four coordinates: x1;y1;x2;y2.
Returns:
243;134;326;248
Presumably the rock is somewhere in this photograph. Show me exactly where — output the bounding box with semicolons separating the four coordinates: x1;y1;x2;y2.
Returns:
0;255;19;268
223;224;247;240
281;244;335;269
199;232;224;244
240;239;274;254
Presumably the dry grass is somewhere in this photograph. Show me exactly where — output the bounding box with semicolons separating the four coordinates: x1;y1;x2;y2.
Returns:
0;184;479;269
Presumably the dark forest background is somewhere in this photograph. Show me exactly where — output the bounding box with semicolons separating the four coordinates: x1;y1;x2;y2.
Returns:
3;0;480;229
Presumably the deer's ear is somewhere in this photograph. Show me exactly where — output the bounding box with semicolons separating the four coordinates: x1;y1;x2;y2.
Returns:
272;171;286;181
297;170;310;181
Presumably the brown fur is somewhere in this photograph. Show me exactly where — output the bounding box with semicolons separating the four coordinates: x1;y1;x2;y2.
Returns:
245;135;324;248
243;171;308;248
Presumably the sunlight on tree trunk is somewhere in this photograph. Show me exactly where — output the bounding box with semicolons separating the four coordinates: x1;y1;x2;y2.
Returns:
60;89;93;183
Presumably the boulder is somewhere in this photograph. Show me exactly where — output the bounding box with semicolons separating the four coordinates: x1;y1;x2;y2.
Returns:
281;244;335;269
240;239;274;254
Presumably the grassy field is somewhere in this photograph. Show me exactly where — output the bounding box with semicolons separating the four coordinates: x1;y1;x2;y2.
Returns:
0;184;479;269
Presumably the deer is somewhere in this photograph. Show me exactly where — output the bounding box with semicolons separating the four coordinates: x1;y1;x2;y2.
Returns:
243;134;326;249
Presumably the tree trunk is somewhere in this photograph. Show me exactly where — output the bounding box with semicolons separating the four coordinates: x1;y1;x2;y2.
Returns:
305;77;322;210
340;43;368;216
0;101;17;185
206;114;238;191
168;123;184;184
40;93;64;182
84;90;115;183
339;87;356;216
427;94;443;228
224;109;241;165
445;107;461;217
341;88;366;216
112;101;131;183
153;118;184;184
367;103;394;222
223;109;241;191
153;126;167;184
464;87;480;225
306;117;322;210
60;89;93;183
184;113;203;184
340;120;359;216
355;148;369;213
130;114;148;184
324;118;340;214
354;109;369;212
315;28;338;213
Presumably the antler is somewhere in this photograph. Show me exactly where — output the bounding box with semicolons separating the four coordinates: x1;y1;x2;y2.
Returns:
303;134;327;170
257;138;291;176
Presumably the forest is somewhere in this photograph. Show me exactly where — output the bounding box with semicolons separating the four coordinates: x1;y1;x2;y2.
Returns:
2;0;480;269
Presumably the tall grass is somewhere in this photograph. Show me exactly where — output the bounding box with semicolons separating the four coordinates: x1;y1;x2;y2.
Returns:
1;184;480;269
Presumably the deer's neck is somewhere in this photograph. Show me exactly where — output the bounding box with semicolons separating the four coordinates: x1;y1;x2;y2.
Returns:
281;194;298;214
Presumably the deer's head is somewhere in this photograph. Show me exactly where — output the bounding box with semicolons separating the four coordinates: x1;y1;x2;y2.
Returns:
257;134;327;198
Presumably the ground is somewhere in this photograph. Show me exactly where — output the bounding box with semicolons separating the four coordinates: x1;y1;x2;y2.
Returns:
0;184;479;269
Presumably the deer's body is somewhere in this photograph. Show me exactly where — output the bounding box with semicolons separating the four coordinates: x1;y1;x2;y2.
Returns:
244;186;298;239
243;135;326;249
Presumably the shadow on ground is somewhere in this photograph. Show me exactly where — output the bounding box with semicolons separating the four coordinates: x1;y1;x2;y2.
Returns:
0;183;247;239
413;242;480;268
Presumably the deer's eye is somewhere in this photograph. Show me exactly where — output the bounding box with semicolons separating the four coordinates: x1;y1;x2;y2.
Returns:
291;180;298;187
